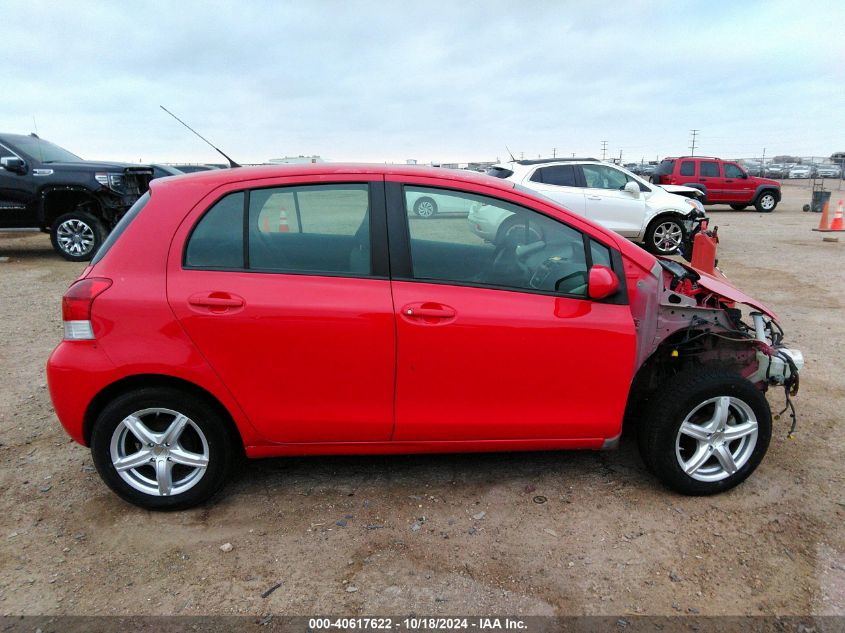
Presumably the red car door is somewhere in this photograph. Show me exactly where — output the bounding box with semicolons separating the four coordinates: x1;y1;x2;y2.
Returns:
722;162;755;203
698;160;724;202
166;176;396;443
385;178;637;444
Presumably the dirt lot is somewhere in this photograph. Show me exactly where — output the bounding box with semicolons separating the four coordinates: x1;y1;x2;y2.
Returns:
0;180;843;617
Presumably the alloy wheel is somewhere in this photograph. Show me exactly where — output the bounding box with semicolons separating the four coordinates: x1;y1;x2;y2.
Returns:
760;194;776;211
674;396;758;482
109;407;210;497
56;219;96;256
652;221;683;253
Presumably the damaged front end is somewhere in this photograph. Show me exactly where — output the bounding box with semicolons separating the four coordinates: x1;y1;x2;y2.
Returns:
630;258;803;434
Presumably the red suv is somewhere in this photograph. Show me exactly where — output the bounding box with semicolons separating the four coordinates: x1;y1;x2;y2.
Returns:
47;165;802;509
653;157;781;212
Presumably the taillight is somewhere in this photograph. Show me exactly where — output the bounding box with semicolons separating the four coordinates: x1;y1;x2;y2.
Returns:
62;277;112;340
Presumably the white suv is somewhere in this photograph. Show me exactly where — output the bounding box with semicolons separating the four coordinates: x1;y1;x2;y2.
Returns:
472;159;706;256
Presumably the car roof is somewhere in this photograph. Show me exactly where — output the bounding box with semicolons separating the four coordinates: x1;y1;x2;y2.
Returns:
149;163;519;193
0;133;42;144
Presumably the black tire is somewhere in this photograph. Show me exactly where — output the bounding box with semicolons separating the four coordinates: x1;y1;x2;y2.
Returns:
637;369;772;495
413;196;438;218
730;203;748;210
643;216;685;255
50;211;106;262
90;387;235;510
754;191;778;213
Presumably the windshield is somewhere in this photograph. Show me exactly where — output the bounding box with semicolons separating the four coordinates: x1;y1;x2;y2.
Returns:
12;136;83;163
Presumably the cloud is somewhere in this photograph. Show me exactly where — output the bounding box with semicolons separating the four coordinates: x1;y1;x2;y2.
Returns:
1;0;842;164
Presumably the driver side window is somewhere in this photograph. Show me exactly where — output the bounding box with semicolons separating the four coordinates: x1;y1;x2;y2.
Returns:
404;186;590;297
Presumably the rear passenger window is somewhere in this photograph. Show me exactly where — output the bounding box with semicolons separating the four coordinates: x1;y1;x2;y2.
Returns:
531;165;578;187
680;161;695;176
700;162;720;177
185;192;245;269
248;184;370;275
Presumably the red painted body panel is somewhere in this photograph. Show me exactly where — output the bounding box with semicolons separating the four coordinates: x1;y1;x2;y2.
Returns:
46;164;656;457
391;281;636;442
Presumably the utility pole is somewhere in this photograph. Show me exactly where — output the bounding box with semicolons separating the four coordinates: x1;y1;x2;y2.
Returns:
552;148;557;158
601;141;608;160
689;129;699;156
618;149;623;164
761;147;766;177
520;151;524;160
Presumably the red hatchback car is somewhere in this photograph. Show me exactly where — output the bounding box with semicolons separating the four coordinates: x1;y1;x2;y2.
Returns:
47;165;802;509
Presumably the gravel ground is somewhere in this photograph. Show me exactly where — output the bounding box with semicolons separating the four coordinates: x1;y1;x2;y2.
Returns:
0;179;842;616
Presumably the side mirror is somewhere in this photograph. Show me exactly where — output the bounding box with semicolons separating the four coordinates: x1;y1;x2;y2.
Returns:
588;265;620;300
623;181;640;196
1;156;26;174
739;172;748;179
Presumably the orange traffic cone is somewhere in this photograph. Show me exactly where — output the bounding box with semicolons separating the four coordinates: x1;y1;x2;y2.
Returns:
818;199;831;230
831;200;844;231
278;208;290;233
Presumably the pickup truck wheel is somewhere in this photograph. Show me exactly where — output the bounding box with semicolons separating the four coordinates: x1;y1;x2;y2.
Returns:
730;204;748;210
754;192;778;213
644;217;685;255
637;369;771;495
50;212;105;262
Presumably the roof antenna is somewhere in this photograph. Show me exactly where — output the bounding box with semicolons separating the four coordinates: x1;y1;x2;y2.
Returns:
32;116;44;162
159;105;241;168
505;145;516;162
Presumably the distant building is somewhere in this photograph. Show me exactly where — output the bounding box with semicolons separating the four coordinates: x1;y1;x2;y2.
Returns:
268;155;324;164
406;159;417;165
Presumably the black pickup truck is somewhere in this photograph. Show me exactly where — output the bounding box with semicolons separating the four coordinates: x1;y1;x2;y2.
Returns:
0;133;153;261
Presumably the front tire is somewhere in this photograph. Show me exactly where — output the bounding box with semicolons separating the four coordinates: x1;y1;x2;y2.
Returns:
90;387;235;510
644;217;685;255
754;191;778;213
50;211;105;262
637;369;772;495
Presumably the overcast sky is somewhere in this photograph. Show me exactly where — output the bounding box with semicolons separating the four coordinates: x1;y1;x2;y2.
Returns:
2;0;843;165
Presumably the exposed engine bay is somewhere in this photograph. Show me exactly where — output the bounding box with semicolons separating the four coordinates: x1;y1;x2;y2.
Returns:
629;258;804;435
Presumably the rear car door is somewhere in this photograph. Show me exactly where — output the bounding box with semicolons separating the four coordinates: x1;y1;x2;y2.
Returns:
580;164;647;237
524;165;587;215
698;160;724;202
386;178;636;443
166;175;396;443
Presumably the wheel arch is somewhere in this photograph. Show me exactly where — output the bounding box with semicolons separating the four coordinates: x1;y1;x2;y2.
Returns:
754;185;781;202
40;186;103;228
82;373;246;455
624;329;762;428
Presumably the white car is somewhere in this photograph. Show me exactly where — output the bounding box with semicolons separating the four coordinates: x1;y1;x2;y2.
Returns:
788;165;814;179
816;164;842;178
473;159;706;256
406;190;477;218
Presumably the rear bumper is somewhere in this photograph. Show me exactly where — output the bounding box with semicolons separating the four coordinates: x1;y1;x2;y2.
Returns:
46;341;117;446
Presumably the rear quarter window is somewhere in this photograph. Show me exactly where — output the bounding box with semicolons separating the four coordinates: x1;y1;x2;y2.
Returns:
90;192;150;265
653;160;675;176
485;167;514;179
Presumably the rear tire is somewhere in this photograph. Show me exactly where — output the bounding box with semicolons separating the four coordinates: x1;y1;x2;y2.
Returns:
50;211;105;262
90;387;235;510
637;369;771;495
754;191;778;213
729;203;748;210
